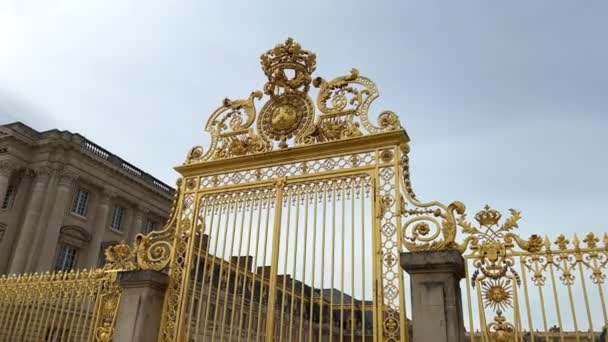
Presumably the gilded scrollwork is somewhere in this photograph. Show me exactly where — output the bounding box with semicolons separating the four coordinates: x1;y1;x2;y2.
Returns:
185;38;403;163
101;241;137;272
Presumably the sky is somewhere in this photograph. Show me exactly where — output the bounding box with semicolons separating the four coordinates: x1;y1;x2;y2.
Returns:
1;0;607;240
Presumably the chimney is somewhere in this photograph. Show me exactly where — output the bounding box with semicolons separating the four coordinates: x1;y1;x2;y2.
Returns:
256;265;273;278
230;255;254;271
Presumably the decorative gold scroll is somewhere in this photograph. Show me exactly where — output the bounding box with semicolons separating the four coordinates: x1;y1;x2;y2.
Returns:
185;38;402;164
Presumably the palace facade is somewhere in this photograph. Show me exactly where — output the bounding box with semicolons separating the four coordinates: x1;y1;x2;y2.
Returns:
0;122;174;274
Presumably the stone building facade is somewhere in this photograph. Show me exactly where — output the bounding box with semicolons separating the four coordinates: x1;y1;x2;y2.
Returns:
0;122;174;274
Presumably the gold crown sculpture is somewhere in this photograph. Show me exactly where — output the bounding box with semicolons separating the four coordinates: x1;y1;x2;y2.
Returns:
475;205;502;227
260;38;317;96
186;38;402;163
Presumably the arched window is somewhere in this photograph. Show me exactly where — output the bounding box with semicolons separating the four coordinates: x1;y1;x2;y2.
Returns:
54;226;91;271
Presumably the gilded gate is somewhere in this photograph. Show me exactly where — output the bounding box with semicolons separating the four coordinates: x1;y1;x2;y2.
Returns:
143;38;427;342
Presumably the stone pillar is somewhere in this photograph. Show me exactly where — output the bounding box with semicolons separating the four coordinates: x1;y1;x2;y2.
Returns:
86;189;115;268
0;160;16;203
0;169;33;274
33;168;79;272
113;270;168;342
400;249;466;342
128;207;146;242
8;166;52;274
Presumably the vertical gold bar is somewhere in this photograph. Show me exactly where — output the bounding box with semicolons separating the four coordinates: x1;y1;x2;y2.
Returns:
289;185;302;341
340;182;346;342
577;262;594;336
175;194;203;342
255;193;273;342
27;279;45;339
394;149;408;342
59;276;78;341
5;276;25;339
566;283;580;341
318;183;328;342
361;179;367;342
219;196;241;341
66;278;84;341
193;200;217;341
297;187;311;342
46;275;65;341
309;184;319;341
511;276;522;342
519;257;535;342
278;189;293;341
464;260;475;342
475;281;488;342
210;197;234;339
246;191;266;341
237;194;257;342
203;195;225;339
85;283;103;342
11;278;29;340
547;262;565;342
371;175;380;342
185;201;210;341
350;180;356;342
329;182;336;341
35;275;55;341
265;179;285;342
78;293;94;341
68;276;89;342
535;275;550;342
228;195;250;341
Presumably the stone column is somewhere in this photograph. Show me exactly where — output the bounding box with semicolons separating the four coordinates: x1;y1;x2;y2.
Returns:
33;168;79;272
8;166;52;274
128;206;146;242
0;169;33;274
86;189;115;268
113;270;168;342
0;160;17;203
400;249;466;342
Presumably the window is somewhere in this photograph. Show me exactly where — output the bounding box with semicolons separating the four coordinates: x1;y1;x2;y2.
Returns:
143;219;158;234
110;205;126;231
55;244;78;271
71;188;89;217
1;183;16;209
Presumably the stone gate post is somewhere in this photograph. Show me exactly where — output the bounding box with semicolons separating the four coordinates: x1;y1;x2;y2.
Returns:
400;250;466;342
113;270;168;342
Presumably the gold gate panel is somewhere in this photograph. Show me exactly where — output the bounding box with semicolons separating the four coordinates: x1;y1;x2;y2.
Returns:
150;38;415;341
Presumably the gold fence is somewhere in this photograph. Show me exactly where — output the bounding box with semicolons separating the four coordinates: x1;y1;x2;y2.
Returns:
462;216;608;341
0;269;121;342
403;200;608;341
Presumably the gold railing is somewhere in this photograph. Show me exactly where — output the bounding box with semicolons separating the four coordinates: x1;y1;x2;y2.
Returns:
402;200;608;341
0;269;121;342
463;228;608;342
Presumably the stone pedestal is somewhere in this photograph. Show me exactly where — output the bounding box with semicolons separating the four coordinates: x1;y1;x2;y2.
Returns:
401;250;466;342
113;270;168;342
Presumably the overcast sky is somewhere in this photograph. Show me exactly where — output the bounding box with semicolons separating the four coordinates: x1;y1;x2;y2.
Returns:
1;0;607;238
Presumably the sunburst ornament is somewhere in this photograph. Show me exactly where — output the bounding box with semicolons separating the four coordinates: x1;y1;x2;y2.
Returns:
482;279;513;311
